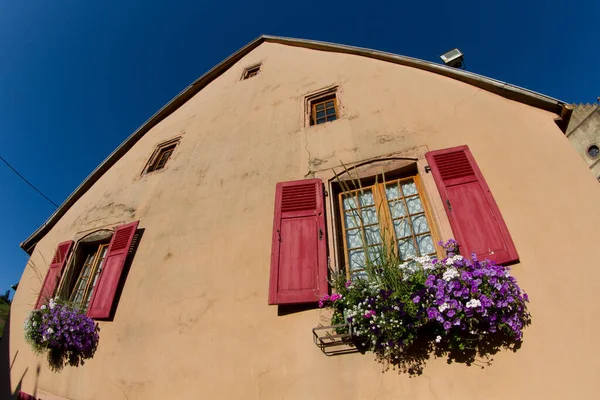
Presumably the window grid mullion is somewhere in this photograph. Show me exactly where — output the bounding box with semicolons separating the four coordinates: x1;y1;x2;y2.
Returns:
398;180;420;259
375;180;398;254
355;190;370;263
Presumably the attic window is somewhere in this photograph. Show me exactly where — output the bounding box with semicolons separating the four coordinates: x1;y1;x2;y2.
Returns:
144;138;180;174
305;87;339;126
311;95;338;125
242;64;261;80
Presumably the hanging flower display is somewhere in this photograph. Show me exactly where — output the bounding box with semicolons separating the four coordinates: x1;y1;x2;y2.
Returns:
23;298;99;371
320;240;531;373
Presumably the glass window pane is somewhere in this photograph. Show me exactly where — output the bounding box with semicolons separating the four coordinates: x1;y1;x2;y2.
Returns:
349;250;365;271
83;253;95;265
342;195;357;210
99;246;108;258
346;229;364;249
388;200;407;218
73;291;84;303
316;110;325;118
358;190;374;206
385;184;401;200
364;225;382;245
398;239;417;259
85;290;94;306
316;103;325;111
393;218;412;238
360;206;378;225
326;107;336;115
90;270;101;288
74;280;86;295
326;115;337;122
401;180;418;196
366;245;383;265
417;234;435;255
325;100;334;108
316;118;326;124
406;196;424;214
352;270;368;280
411;214;430;234
344;210;360;229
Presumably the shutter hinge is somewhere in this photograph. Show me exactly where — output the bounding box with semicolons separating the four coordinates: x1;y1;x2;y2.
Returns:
324;189;329;197
424;166;431;173
446;199;452;211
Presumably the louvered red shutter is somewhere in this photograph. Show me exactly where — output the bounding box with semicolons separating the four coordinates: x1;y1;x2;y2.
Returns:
87;221;139;319
426;145;518;264
35;240;73;308
268;179;328;305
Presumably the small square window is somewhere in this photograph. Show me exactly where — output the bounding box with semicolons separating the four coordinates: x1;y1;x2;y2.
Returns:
242;64;261;80
310;94;338;126
144;138;180;174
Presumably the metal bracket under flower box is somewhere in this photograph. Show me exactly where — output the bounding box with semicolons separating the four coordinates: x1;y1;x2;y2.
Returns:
312;322;366;356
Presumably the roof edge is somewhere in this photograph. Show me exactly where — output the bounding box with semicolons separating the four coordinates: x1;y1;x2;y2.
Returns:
20;35;567;253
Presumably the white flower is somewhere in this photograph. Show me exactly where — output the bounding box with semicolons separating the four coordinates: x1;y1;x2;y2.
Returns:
42;335;47;341
438;302;449;313
445;254;464;266
504;270;510;278
435;335;442;343
40;305;47;310
442;268;460;282
46;328;54;334
49;298;56;309
465;299;482;309
32;321;37;327
415;255;434;270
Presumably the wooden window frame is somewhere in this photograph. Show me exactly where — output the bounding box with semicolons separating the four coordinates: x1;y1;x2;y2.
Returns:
311;95;339;126
143;137;180;175
336;173;441;279
69;243;110;310
305;86;340;127
241;63;262;80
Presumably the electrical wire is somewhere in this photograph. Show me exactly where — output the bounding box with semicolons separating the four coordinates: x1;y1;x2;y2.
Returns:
0;155;59;208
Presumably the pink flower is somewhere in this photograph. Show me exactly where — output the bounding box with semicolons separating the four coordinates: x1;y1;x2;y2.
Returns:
364;310;376;318
330;293;342;302
345;281;352;288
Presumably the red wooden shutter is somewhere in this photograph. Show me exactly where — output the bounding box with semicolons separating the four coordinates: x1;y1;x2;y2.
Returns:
35;240;73;308
268;178;328;305
426;146;518;264
87;221;139;319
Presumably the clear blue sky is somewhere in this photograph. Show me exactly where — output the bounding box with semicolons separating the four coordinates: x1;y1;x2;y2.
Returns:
1;0;598;296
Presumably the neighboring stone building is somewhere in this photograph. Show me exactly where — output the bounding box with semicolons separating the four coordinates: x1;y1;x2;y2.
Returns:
565;102;600;180
2;36;600;400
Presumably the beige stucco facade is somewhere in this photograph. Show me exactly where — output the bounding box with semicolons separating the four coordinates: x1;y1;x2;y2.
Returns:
3;40;600;399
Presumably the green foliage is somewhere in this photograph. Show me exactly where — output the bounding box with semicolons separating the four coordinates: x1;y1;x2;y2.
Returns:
0;302;9;338
325;245;432;369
